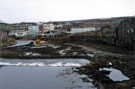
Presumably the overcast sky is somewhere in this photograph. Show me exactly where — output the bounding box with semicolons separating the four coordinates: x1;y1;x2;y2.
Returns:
0;0;135;23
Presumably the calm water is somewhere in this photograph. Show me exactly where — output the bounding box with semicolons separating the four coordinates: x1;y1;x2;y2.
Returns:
0;58;97;89
7;40;33;47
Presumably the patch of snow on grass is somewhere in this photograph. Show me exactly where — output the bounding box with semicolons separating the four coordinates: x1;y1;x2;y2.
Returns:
72;52;78;55
108;62;112;65
59;47;71;56
59;50;66;56
24;52;41;56
87;54;95;57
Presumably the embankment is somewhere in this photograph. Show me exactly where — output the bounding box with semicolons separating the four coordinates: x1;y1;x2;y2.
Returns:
0;38;16;47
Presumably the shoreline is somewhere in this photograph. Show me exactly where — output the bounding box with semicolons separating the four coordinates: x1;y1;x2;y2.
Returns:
0;40;135;89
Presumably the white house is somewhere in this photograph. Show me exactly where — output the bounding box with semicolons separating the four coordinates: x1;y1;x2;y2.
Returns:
43;24;55;32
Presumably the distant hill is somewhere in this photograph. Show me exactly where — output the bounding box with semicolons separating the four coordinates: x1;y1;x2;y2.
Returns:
51;16;133;27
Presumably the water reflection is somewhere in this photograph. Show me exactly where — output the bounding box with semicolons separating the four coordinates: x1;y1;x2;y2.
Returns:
0;66;96;89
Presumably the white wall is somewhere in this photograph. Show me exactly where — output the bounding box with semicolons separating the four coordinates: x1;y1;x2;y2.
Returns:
43;24;55;32
28;26;39;36
69;27;96;34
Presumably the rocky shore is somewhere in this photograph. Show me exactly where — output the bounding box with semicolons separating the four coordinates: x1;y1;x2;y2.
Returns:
76;56;135;89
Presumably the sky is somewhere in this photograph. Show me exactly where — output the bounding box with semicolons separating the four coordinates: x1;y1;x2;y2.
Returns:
0;0;135;23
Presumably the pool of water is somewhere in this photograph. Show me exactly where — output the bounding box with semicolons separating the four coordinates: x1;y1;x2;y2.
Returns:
7;40;34;47
0;58;97;89
100;68;129;81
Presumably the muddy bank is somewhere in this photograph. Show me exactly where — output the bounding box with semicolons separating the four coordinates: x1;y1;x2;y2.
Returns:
0;40;135;89
76;56;135;89
0;38;16;47
47;36;135;55
0;40;95;59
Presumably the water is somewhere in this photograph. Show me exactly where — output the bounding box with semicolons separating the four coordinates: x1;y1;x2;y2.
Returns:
0;58;96;89
0;58;90;67
100;68;129;81
7;40;33;47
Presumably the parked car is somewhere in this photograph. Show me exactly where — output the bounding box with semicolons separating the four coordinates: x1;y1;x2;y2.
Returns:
41;30;58;37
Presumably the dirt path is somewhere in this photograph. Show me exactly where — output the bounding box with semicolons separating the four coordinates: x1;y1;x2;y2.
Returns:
65;43;124;57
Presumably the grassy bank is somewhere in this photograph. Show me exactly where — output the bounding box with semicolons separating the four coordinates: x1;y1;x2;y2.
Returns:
0;38;16;47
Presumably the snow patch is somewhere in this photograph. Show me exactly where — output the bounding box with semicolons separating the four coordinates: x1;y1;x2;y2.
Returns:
24;52;41;56
59;47;71;56
108;62;112;65
72;52;78;55
59;50;66;56
87;54;95;57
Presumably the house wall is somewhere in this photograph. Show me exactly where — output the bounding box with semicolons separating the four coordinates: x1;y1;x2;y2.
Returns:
28;26;39;36
68;27;96;34
43;24;55;32
8;24;28;34
9;24;40;37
